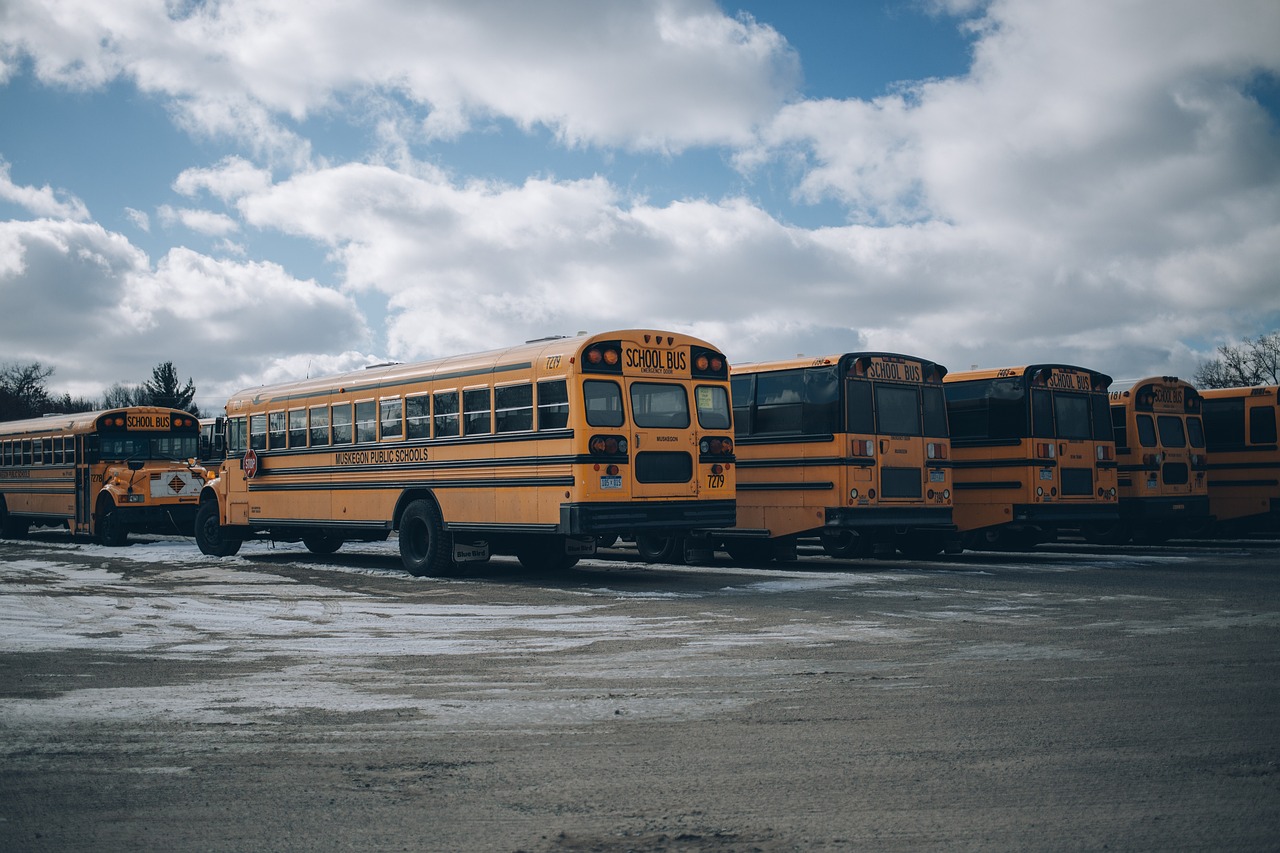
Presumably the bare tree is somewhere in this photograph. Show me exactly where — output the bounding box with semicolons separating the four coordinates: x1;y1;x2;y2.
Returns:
1194;332;1280;389
0;361;55;420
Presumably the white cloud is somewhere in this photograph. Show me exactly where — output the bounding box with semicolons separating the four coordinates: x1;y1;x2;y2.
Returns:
157;205;239;236
0;219;367;412
0;160;91;221
0;0;798;155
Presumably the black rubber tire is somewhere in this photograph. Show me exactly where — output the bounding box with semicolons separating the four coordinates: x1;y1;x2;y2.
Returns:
820;529;873;558
302;531;344;555
516;538;581;571
398;499;448;576
97;503;129;547
635;534;684;564
194;500;242;557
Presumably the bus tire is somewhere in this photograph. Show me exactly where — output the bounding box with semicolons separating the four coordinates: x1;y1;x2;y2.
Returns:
195;500;242;557
398;499;447;576
635;534;684;564
97;502;129;547
820;529;872;558
1082;522;1130;546
302;531;344;555
517;538;580;572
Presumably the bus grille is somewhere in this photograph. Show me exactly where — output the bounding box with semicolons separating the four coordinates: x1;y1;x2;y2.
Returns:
1162;462;1189;485
1061;467;1093;496
635;451;693;484
881;467;922;499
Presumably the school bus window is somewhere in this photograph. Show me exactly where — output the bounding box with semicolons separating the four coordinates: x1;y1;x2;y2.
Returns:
584;380;624;428
1250;406;1276;445
1;440;8;465
380;397;403;441
875;384;922;436
1054;393;1092;440
53;437;64;465
922;386;948;437
1187;416;1205;448
730;375;753;436
536;380;569;430
463;388;492;436
1111;406;1128;449
1091;395;1114;442
1157;415;1186;448
844;379;873;434
66;437;77;464
1204;398;1243;450
309;406;330;446
268;411;286;449
495;384;533;433
631;383;691;429
1136;414;1156;447
695;385;731;430
355;400;377;443
22;439;33;465
332;403;353;445
288;409;307;447
228;417;247;455
434;391;459;437
33;439;43;465
43;438;54;465
405;394;431;439
250;413;268;451
755;371;804;434
1031;390;1054;438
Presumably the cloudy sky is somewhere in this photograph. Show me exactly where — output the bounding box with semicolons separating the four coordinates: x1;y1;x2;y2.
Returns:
2;0;1278;414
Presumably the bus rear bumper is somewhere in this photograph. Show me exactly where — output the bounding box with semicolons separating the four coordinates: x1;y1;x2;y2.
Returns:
1012;503;1122;524
824;506;954;530
1117;496;1210;521
561;500;736;534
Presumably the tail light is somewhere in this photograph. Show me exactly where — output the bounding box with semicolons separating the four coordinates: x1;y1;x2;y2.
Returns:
589;434;628;456
927;442;948;460
699;437;733;457
1036;442;1056;459
1142;452;1161;468
1096;445;1114;461
1190;453;1206;468
850;439;874;457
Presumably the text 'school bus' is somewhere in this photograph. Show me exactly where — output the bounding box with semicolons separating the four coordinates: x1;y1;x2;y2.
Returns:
1090;376;1209;544
685;352;953;563
0;407;205;545
1200;385;1280;533
943;365;1119;549
194;330;737;575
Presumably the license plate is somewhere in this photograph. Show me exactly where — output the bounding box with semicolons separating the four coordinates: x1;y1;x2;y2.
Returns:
600;476;623;490
1039;469;1053;480
929;470;945;482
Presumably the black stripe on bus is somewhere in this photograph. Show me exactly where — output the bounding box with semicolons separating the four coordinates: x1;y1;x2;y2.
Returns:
954;481;1022;490
738;482;833;491
248;475;578;493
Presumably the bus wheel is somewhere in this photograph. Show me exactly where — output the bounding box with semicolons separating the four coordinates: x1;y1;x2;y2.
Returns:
517;538;580;572
398;499;447;576
195;500;242;557
302;531;344;555
1082;522;1130;546
820;529;872;558
0;504;30;540
634;534;684;564
97;503;129;547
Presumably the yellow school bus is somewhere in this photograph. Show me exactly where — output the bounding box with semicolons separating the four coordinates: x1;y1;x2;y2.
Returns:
1090;376;1209;543
943;365;1118;549
194;330;736;574
687;352;953;563
0;407;205;544
1200;385;1280;533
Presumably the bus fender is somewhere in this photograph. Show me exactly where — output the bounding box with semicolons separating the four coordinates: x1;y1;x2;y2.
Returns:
393;488;443;530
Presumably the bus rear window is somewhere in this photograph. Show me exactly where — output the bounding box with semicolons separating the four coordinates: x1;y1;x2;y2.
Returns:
631;383;690;429
1053;393;1092;440
875;385;921;436
584;380;624;427
1157;415;1186;448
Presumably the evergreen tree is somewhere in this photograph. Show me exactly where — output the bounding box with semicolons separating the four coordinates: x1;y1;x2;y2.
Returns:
140;362;201;416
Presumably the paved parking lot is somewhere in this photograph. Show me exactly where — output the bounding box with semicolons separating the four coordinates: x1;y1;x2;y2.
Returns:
2;533;1278;851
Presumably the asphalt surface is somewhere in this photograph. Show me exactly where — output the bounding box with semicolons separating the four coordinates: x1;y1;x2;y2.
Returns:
1;532;1278;852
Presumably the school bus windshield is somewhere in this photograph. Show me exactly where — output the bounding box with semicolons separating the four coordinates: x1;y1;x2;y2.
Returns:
100;435;199;461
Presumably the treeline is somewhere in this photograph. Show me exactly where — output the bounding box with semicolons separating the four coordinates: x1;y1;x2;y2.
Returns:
1195;332;1280;389
0;361;201;422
